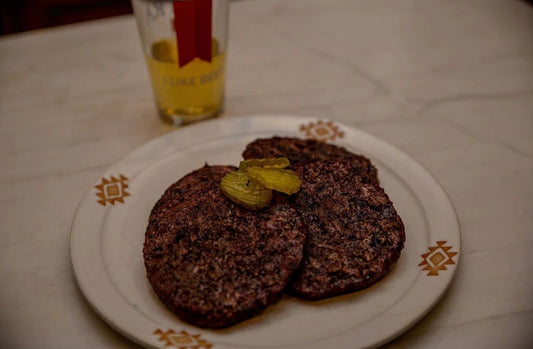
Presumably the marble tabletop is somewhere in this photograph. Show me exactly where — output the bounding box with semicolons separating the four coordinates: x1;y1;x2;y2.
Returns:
1;0;532;348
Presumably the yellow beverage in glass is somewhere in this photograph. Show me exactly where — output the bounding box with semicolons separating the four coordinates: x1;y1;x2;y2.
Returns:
146;38;226;125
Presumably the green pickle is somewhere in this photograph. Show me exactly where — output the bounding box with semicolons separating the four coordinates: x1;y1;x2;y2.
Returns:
221;158;301;210
239;157;290;170
220;170;273;210
246;167;301;195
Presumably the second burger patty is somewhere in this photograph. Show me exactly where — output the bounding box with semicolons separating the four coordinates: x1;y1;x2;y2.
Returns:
242;136;379;185
290;160;406;299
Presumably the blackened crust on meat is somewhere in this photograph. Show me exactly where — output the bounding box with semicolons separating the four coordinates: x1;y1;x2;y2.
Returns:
290;160;405;300
143;165;306;328
242;137;379;185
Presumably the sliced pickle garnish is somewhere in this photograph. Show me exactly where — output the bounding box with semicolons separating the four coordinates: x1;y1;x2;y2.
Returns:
220;170;273;210
239;157;290;171
246;167;301;195
221;158;301;210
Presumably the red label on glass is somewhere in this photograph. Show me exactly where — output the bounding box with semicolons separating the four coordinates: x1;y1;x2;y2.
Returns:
173;0;213;67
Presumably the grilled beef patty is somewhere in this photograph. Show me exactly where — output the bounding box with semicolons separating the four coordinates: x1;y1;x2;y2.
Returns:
290;160;405;299
143;165;306;328
242;137;379;185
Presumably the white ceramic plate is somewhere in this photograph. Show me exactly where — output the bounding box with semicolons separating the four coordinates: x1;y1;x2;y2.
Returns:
70;115;460;349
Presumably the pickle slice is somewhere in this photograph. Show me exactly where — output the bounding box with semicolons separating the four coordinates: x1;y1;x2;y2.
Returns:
220;170;273;210
246;167;301;195
239;157;290;171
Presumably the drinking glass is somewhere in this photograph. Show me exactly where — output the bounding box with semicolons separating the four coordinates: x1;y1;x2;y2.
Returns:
132;0;229;125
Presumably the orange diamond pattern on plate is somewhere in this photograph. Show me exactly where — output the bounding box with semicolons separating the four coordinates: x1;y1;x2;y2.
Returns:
300;120;344;142
95;174;130;206
105;184;120;197
430;252;445;265
153;329;212;349
419;241;458;276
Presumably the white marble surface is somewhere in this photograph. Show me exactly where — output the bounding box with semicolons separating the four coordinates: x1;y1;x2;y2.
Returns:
1;0;532;348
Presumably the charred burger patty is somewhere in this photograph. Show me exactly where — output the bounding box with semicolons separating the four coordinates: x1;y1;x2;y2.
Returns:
143;165;306;328
290;160;405;299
